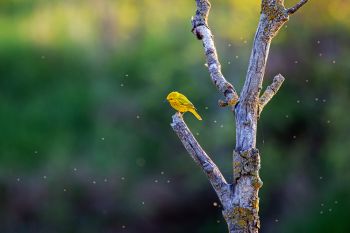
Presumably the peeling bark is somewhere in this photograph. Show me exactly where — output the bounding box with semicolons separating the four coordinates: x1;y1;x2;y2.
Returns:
170;0;308;232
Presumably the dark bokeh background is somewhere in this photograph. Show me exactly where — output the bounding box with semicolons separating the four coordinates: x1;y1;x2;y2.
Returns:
1;0;350;232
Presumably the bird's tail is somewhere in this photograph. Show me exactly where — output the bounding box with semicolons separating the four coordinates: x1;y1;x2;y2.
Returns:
189;109;202;121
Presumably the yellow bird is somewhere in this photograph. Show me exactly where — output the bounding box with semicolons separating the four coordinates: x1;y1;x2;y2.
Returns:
166;91;202;120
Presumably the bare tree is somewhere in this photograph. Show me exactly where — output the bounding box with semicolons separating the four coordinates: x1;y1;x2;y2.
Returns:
170;0;308;232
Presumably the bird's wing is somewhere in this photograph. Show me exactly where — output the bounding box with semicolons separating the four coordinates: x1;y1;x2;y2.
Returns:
178;95;195;108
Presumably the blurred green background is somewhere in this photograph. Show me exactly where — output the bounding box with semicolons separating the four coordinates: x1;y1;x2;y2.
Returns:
1;0;350;232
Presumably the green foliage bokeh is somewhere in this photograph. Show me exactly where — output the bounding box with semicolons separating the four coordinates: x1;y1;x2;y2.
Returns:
0;0;350;232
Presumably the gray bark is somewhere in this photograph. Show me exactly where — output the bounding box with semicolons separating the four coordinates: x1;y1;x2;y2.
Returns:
170;0;308;232
191;0;239;107
171;113;233;209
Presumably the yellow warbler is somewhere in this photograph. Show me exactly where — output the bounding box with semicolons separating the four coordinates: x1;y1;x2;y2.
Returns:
166;91;202;120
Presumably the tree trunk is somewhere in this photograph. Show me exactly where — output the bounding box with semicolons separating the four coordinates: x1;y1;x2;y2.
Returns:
226;15;273;233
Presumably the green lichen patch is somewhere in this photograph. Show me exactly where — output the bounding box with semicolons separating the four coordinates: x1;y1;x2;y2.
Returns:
261;0;286;21
252;175;263;189
260;0;289;41
233;149;261;182
233;207;256;228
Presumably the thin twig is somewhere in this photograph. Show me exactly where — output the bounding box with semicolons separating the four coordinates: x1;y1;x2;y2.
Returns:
286;0;308;15
258;74;285;114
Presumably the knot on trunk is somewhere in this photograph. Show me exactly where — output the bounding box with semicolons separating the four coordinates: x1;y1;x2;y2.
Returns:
191;1;211;39
218;85;239;108
233;149;262;184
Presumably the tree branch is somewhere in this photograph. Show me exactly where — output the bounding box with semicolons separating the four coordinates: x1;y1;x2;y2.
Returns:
191;0;239;107
239;0;290;107
170;113;233;208
258;74;285;115
286;0;308;15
